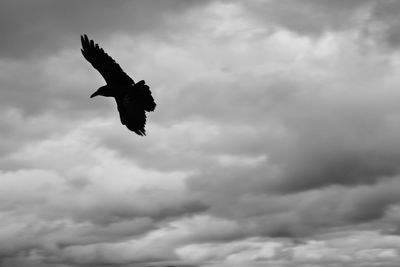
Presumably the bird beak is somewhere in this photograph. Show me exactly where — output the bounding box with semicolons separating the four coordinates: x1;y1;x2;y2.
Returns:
90;92;99;98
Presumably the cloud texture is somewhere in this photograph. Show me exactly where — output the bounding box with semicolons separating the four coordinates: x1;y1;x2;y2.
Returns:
1;0;400;266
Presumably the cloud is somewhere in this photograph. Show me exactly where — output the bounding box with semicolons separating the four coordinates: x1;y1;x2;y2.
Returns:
0;125;208;266
3;1;400;267
0;0;213;59
239;0;373;35
176;231;400;267
239;0;400;50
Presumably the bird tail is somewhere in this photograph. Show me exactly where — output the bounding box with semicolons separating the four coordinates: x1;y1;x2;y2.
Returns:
133;80;156;112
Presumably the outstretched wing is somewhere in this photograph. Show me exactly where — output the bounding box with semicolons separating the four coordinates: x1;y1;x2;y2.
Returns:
115;95;147;136
81;34;134;86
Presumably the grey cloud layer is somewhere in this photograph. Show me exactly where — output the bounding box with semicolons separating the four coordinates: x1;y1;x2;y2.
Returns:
241;0;400;49
2;0;400;267
0;0;211;59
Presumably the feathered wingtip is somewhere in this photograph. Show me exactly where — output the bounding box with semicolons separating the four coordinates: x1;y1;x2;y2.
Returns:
80;34;91;59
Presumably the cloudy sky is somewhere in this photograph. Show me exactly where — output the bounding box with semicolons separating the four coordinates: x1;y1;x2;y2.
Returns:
2;0;400;266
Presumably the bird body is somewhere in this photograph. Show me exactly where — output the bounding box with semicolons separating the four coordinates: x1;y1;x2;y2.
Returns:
81;34;156;136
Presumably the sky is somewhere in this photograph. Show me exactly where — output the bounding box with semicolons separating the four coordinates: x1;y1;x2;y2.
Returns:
1;0;400;266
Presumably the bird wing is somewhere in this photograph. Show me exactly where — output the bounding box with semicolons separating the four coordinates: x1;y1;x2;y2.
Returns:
81;34;134;86
130;80;156;112
115;95;147;136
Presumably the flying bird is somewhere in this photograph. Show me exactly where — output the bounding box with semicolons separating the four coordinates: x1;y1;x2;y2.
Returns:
80;34;156;136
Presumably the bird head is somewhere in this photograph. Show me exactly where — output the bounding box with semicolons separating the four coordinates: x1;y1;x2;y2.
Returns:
90;85;114;98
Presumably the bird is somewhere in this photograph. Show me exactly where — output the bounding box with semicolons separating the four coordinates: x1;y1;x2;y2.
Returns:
80;34;156;136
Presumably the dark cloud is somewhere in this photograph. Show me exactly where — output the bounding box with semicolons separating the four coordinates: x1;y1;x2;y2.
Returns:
0;0;212;59
186;178;400;241
365;0;400;49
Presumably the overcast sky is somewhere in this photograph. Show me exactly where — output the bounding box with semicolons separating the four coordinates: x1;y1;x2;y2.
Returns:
1;0;400;266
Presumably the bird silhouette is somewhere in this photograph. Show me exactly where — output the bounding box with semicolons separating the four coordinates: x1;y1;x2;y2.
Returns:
81;34;156;136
